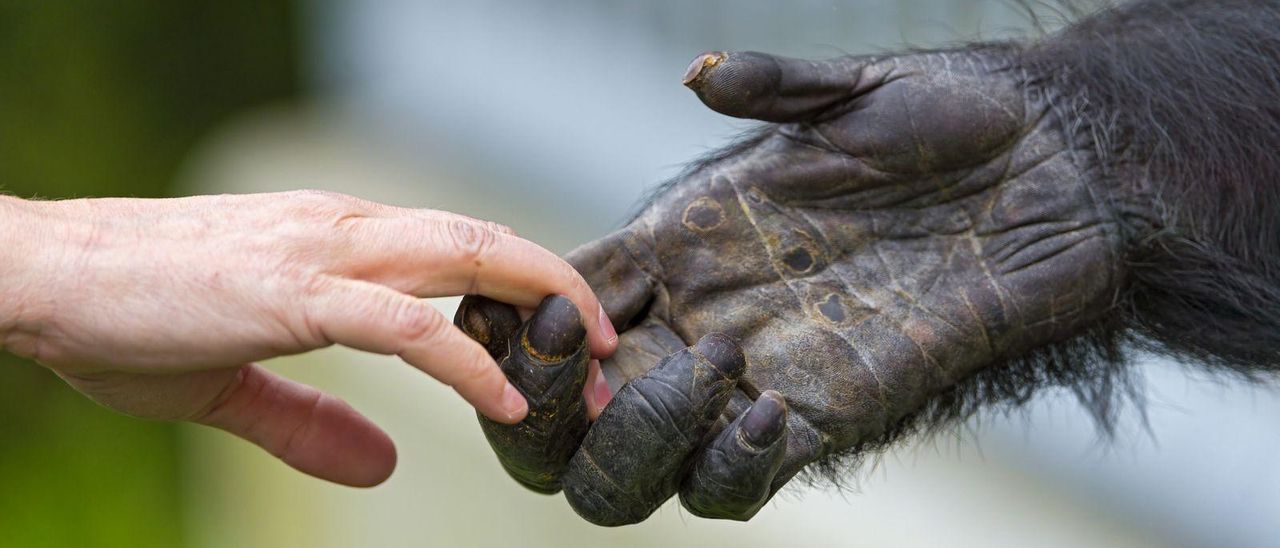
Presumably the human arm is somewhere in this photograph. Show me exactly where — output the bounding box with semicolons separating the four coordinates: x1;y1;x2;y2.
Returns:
0;190;617;487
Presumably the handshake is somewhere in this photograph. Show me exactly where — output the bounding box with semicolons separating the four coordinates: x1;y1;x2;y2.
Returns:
453;46;1123;526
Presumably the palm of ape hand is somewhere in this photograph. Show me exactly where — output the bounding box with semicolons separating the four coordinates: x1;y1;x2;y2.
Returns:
461;48;1123;525
620;47;1119;448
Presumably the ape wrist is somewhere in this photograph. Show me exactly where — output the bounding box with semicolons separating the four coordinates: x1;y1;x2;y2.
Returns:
1022;0;1280;373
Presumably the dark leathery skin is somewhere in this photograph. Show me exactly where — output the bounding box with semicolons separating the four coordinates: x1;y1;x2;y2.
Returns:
679;389;788;520
561;333;746;526
457;295;590;494
468;46;1128;525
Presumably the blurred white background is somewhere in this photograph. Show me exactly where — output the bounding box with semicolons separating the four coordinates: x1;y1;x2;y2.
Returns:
172;1;1280;546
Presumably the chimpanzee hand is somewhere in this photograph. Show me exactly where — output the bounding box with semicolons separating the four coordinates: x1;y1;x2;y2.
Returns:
459;47;1125;525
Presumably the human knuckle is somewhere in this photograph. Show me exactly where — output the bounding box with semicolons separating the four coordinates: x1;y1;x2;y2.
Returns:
444;218;498;261
389;300;443;343
299;272;333;298
289;189;352;203
282;190;360;222
457;353;497;386
486;221;516;236
433;211;511;236
560;263;591;297
275;391;326;461
191;367;252;424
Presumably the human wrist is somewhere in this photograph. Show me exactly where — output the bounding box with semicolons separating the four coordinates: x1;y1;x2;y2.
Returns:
0;196;58;352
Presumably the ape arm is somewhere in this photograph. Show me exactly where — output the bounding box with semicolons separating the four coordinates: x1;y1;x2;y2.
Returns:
1022;0;1280;373
460;0;1280;526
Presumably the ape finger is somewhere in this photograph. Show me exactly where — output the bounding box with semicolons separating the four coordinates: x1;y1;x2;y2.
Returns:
455;295;521;360
561;333;746;526
679;390;788;520
459;295;591;494
590;319;691;420
598;319;688;389
564;226;657;334
682;51;881;123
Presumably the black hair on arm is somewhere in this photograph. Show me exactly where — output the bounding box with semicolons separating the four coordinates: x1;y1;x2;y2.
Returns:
860;0;1280;478
1028;0;1280;374
634;0;1280;484
846;0;1280;478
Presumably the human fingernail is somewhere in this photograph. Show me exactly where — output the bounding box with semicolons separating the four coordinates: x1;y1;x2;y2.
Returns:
502;383;528;422
599;304;618;344
740;390;787;447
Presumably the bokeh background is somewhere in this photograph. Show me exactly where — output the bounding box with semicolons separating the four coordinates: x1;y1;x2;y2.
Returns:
2;2;1278;547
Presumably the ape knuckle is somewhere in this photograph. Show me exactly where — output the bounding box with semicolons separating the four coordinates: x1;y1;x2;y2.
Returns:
561;467;650;526
679;492;729;520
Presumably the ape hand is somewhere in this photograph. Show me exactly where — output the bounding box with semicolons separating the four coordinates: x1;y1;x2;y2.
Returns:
461;47;1126;525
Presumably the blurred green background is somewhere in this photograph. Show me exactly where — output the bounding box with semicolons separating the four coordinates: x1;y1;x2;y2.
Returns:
0;3;299;547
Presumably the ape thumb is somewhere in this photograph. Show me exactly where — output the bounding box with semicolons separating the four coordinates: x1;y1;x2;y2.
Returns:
682;51;873;123
564;226;657;334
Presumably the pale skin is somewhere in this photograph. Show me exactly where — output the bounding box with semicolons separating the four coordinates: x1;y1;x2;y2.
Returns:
0;190;617;487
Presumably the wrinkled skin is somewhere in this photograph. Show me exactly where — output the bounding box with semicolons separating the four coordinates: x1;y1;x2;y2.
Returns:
459;46;1128;525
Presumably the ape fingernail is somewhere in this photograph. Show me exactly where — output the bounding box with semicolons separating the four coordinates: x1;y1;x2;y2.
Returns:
682;51;725;87
740;391;787;447
524;295;585;360
454;296;522;360
460;303;493;344
693;332;746;378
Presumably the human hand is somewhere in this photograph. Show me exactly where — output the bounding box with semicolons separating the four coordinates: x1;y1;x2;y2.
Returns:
462;47;1126;524
0;190;616;487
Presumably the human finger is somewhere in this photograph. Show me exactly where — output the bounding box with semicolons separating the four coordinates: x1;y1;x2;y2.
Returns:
306;277;527;423
341;217;617;358
195;364;397;487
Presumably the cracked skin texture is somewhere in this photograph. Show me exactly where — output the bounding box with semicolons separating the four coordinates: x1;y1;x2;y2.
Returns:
460;46;1129;525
